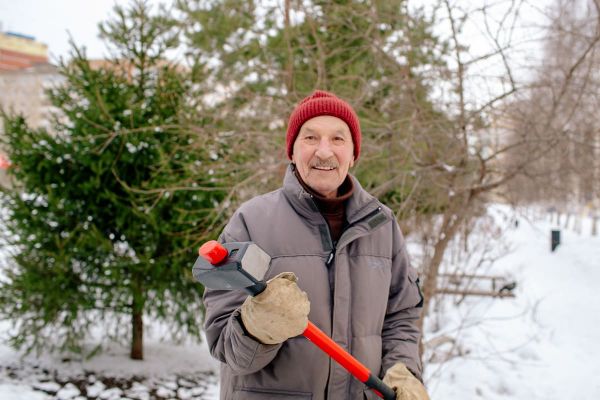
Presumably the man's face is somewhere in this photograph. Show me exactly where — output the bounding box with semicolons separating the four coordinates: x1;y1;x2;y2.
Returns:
292;115;355;199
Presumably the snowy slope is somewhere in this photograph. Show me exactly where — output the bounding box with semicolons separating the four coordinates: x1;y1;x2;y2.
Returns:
425;206;600;399
1;205;599;399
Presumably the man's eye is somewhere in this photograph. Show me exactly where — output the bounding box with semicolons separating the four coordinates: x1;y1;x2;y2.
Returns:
304;136;317;141
333;136;345;142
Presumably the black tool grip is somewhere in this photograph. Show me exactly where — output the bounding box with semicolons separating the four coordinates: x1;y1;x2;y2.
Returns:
366;373;396;399
245;280;267;296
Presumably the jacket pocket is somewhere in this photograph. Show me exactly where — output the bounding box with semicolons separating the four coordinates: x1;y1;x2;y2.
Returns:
233;388;312;399
407;265;424;307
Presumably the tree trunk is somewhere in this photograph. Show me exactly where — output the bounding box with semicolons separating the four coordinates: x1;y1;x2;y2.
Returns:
131;309;143;360
418;228;453;330
417;202;472;363
130;275;145;360
284;0;294;93
417;226;453;362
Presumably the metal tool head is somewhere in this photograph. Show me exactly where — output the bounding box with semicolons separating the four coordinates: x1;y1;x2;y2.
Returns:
192;241;271;291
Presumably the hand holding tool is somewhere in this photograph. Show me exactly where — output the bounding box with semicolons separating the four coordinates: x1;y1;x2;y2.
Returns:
383;362;429;400
240;271;310;345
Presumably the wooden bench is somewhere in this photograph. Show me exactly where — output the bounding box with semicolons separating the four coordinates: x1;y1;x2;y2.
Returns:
436;273;516;298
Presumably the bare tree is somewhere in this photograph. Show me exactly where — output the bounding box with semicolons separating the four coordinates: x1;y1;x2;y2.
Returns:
412;0;600;343
504;0;600;218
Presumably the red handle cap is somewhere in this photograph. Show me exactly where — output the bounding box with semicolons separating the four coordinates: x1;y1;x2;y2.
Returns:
199;240;228;265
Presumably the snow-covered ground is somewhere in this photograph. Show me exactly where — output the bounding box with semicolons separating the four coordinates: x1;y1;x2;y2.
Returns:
1;204;599;399
424;205;600;399
0;319;220;399
0;320;220;399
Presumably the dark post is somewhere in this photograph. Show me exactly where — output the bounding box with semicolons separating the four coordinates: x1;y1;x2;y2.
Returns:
551;230;561;252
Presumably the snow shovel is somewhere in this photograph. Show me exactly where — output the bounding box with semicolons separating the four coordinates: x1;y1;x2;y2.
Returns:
192;240;396;400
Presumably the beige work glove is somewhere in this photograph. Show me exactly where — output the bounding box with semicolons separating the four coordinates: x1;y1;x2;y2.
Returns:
240;272;310;345
383;362;430;400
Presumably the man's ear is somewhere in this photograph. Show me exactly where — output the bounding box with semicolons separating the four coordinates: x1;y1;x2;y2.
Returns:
350;157;355;168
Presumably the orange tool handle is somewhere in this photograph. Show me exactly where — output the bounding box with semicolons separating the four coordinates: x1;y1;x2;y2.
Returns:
303;322;396;400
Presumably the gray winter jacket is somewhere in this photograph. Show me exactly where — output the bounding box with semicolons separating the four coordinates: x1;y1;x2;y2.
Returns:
203;165;423;400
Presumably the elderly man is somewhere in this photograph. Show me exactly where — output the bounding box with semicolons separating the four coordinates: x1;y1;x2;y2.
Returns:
203;91;428;400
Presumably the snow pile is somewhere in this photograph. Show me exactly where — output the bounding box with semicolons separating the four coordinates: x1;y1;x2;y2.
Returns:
0;338;219;399
0;383;49;400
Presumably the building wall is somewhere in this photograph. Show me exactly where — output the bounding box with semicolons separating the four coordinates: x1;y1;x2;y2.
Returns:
0;64;63;188
0;32;48;72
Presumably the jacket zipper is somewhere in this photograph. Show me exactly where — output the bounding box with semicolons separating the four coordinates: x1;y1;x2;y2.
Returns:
307;191;383;399
322;204;382;400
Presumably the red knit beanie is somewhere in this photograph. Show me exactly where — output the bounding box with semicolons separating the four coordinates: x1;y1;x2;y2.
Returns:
286;90;361;160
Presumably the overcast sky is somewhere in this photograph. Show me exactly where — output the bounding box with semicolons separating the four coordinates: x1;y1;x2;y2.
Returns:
1;0;553;65
1;0;553;105
0;0;138;62
2;0;554;60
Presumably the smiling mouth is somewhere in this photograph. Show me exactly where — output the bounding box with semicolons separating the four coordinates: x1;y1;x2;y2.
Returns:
312;166;336;171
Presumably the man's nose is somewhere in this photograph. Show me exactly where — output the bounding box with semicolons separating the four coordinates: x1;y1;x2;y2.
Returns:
315;138;334;159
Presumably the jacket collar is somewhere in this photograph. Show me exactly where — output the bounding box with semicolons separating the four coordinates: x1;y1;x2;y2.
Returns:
282;164;380;224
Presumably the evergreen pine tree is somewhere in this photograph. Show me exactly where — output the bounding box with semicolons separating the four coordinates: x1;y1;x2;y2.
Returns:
0;0;227;359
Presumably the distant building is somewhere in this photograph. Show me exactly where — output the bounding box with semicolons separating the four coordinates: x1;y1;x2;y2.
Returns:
0;63;62;128
0;63;63;188
0;31;55;186
0;31;49;71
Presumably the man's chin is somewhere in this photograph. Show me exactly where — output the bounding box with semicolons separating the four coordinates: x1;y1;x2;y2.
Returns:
306;183;337;198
